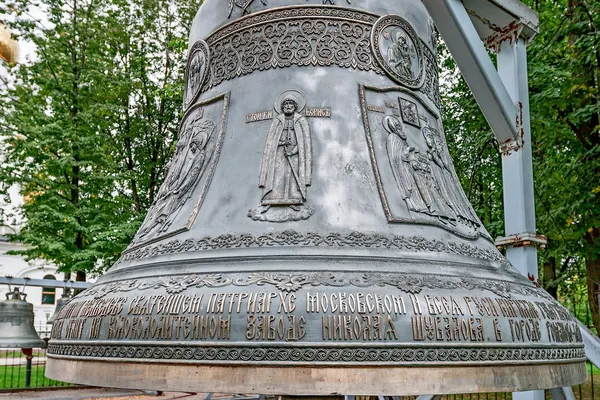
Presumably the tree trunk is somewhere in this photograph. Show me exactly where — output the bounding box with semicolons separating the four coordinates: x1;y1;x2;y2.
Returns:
586;254;600;332
543;257;557;299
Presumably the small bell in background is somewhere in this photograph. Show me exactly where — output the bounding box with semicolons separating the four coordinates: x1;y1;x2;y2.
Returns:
0;286;47;349
48;287;72;325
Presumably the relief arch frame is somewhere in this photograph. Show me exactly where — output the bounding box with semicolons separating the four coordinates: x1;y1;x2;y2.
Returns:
359;84;492;242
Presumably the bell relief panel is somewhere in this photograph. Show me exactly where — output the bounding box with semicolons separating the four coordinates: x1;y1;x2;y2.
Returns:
360;85;484;240
129;93;230;249
371;15;424;89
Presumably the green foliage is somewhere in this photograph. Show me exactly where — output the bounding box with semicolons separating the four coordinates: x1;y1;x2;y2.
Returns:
441;0;600;328
0;0;201;276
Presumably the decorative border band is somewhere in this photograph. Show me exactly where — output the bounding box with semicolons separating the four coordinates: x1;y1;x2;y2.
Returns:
47;343;586;366
200;6;383;95
118;230;505;264
80;270;548;300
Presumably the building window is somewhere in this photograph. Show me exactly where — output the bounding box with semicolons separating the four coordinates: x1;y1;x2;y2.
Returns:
42;275;56;305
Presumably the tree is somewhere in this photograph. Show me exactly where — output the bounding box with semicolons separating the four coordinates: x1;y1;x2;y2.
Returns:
440;0;600;331
0;0;200;279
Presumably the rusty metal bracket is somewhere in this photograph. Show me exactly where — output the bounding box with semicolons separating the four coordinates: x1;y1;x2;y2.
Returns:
495;233;548;250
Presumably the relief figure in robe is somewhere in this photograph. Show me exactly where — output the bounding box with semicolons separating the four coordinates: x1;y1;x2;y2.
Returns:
186;52;205;105
407;149;443;216
387;30;414;79
423;126;457;224
431;127;480;228
249;90;314;222
259;94;311;208
383;115;427;213
135;113;216;241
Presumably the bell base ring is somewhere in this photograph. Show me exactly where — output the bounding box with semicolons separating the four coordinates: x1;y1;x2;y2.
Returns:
46;358;586;396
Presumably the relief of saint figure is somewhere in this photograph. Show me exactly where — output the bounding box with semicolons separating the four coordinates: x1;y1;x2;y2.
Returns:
186;53;205;105
384;115;456;226
386;30;415;80
228;0;267;17
249;90;314;222
134;110;217;242
423;125;480;228
383;115;427;213
184;41;209;109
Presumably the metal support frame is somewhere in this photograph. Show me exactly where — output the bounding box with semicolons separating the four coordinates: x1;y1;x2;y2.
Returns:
421;0;520;146
420;0;555;399
496;20;544;400
548;387;576;400
0;276;91;289
577;319;600;369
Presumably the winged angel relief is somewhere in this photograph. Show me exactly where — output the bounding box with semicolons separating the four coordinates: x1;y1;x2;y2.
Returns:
383;114;479;230
132;109;217;244
360;85;482;239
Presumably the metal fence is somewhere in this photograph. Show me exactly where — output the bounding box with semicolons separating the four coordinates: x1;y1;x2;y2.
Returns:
0;345;74;390
0;321;597;396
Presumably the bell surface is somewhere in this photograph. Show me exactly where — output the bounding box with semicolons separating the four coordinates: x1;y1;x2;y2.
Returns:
0;288;47;349
48;289;72;325
47;0;586;395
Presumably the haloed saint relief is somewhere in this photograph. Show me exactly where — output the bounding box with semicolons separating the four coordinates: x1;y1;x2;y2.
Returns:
227;0;267;17
372;15;424;89
249;90;314;222
183;40;210;109
135;110;216;242
361;85;483;239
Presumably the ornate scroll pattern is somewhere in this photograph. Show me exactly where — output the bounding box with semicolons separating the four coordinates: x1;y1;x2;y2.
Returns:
118;230;505;264
47;343;586;365
201;6;382;94
81;270;551;301
422;42;441;108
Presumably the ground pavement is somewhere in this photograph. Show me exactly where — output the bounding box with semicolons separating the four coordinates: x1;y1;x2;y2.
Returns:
0;388;258;400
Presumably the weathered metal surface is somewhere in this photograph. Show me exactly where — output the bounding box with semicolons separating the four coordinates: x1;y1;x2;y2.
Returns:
48;290;73;325
46;0;586;394
0;288;47;349
0;276;91;289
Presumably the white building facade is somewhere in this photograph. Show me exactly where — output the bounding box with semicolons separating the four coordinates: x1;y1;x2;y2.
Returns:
0;227;65;338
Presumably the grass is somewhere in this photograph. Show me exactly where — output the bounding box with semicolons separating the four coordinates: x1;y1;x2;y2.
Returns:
0;350;46;358
0;364;72;390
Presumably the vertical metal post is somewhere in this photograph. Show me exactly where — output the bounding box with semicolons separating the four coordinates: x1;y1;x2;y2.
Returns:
22;348;33;388
496;36;544;400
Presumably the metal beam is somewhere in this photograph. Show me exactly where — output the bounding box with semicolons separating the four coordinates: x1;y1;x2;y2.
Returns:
577;319;600;370
0;276;91;289
462;0;539;43
421;0;520;145
548;387;576;400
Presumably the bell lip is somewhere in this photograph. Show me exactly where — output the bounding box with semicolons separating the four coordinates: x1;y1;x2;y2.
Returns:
0;340;47;349
46;358;587;395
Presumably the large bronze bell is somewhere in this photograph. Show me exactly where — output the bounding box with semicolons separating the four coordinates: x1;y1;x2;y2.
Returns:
0;287;47;349
47;0;586;396
47;289;72;325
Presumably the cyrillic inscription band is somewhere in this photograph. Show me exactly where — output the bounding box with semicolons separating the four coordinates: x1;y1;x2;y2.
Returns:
49;283;584;366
